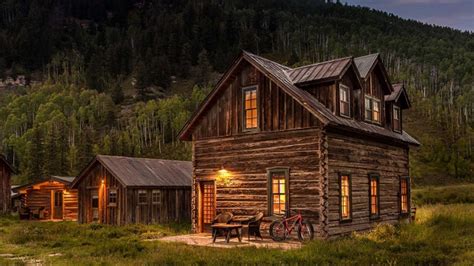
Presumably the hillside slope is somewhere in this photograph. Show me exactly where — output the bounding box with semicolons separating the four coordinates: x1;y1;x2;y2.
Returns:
0;0;472;184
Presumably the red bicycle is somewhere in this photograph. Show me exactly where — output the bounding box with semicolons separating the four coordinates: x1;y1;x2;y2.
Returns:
270;211;314;242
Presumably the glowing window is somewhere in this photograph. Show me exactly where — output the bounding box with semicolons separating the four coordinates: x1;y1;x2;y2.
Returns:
340;174;351;220
243;87;257;129
400;177;409;214
269;170;288;216
369;175;379;218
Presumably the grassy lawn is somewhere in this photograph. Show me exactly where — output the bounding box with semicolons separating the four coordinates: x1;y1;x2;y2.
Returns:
1;188;473;265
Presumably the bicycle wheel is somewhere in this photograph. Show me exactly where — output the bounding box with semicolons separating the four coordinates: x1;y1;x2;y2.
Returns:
297;220;314;242
270;220;286;242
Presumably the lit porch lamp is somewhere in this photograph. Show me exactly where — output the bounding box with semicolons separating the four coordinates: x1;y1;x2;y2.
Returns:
216;165;232;186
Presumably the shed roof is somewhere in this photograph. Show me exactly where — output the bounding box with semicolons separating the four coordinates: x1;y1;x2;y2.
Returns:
178;51;419;146
72;155;192;188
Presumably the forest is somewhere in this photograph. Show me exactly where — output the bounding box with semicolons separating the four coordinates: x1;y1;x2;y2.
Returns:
0;0;472;184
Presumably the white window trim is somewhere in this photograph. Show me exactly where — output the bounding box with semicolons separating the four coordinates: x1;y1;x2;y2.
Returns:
339;84;351;118
364;95;382;124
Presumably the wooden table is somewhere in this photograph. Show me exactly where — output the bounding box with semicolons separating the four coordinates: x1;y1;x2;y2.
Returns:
211;224;243;243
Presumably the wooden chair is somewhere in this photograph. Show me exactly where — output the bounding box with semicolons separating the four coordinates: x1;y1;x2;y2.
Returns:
212;212;234;225
211;212;234;240
247;212;264;240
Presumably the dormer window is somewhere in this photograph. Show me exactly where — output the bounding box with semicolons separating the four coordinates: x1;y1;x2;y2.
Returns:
393;105;401;132
243;87;258;130
365;96;381;123
339;84;350;117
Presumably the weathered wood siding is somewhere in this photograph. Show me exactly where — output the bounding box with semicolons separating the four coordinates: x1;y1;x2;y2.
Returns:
77;162;191;225
193;128;321;232
193;62;320;139
326;131;409;237
21;181;78;221
126;188;191;224
0;161;12;214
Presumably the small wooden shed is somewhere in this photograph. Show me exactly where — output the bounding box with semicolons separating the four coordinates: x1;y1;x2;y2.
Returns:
71;155;192;225
0;155;15;214
13;176;78;220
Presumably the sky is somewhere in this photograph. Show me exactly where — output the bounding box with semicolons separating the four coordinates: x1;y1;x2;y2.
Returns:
341;0;474;32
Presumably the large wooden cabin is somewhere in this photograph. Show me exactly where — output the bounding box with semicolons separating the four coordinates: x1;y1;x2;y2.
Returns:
179;51;419;238
71;155;192;225
0;155;15;214
13;176;78;220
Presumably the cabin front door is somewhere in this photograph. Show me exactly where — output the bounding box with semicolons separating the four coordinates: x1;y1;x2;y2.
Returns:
52;190;63;219
91;189;99;222
200;181;216;232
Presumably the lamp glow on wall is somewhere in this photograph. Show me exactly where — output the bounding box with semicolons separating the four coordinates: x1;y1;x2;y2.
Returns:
216;165;232;186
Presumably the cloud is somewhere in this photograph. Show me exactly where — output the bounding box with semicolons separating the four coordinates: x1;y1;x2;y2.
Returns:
342;0;474;31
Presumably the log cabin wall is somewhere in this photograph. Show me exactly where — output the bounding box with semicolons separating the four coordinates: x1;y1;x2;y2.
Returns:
0;161;12;214
77;162;191;225
21;181;78;221
326;131;409;237
193;128;322;232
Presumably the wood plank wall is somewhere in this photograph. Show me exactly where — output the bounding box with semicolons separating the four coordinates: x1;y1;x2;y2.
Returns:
193;62;320;139
194;128;322;231
0;162;11;214
77;162;191;225
22;181;78;221
326;131;409;237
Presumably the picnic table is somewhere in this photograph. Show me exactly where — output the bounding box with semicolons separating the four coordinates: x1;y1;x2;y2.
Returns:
211;224;243;243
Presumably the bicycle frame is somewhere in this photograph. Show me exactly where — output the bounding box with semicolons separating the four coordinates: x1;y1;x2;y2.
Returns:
281;213;303;235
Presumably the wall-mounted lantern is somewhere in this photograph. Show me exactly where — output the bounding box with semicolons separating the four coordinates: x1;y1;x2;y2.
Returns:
216;165;232;186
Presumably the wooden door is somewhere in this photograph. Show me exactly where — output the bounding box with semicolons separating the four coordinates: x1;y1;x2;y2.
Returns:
91;189;99;222
52;190;63;219
200;181;216;232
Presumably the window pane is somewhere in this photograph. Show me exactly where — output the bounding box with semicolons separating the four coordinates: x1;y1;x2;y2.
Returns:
340;175;351;219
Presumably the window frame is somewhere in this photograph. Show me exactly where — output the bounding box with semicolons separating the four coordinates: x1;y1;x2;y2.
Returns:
267;167;289;217
138;189;148;205
152;189;161;205
108;188;118;207
339;84;351;118
364;95;382;124
399;176;410;216
339;173;352;222
242;86;259;131
393;105;401;133
368;174;380;219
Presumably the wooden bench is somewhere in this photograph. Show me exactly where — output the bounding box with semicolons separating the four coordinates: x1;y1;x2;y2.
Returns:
211;224;243;243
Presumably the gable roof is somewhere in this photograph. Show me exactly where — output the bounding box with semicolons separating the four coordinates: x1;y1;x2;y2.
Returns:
354;53;379;79
179;51;419;146
72;155;192;188
354;53;393;94
386;83;411;109
0;155;16;174
12;175;75;192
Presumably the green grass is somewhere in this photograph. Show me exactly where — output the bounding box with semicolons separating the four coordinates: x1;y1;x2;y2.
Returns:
413;184;474;206
1;203;473;265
